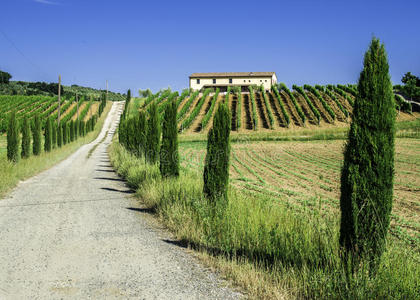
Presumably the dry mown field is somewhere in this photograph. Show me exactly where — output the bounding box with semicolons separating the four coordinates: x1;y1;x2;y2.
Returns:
179;138;420;250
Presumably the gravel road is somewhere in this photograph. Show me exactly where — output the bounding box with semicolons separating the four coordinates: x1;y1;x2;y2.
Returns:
0;102;242;299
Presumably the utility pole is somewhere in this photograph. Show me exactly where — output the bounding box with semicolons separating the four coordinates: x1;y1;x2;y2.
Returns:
57;75;61;126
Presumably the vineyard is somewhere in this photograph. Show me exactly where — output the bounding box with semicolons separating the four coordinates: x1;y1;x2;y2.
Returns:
0;95;103;133
130;83;416;134
179;138;420;250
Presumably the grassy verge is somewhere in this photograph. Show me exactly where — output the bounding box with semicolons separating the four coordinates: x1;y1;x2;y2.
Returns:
0;102;112;198
109;142;419;299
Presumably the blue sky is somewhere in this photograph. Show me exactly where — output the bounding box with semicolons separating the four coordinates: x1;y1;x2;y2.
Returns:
1;0;419;94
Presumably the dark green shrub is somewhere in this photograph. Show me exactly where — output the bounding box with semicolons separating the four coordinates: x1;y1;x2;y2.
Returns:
52;122;57;148
69;120;74;142
44;117;52;152
57;123;63;147
136;111;147;158
203;101;231;202
7;111;19;162
340;38;395;271
160;98;179;177
32;114;41;155
146;102;161;164
21;116;31;158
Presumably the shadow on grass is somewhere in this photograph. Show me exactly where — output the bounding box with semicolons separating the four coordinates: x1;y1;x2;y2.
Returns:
126;206;155;213
94;177;124;182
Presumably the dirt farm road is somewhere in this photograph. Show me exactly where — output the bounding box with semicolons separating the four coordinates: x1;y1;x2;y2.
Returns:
0;102;241;299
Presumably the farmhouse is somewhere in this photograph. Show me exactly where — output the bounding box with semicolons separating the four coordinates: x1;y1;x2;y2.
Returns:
189;72;277;92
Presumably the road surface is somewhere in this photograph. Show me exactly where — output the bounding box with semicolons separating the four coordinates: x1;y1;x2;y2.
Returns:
0;102;241;299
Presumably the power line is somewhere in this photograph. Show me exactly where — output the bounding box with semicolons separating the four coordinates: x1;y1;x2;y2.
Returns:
0;29;50;80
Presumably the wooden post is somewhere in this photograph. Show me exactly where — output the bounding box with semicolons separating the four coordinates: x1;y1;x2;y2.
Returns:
57;75;61;126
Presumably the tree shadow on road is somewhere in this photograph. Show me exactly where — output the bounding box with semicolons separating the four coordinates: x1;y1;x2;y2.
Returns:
100;187;134;194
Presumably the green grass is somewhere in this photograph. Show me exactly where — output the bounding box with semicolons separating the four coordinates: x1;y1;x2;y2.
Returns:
0;102;112;198
109;142;420;299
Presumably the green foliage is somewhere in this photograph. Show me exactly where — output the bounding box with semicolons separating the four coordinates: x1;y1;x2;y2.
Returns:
337;84;357;97
69;120;75;142
7;111;19;162
146;102;161;164
203;102;231;202
32;114;42;155
62;122;68;145
21;116;31;158
52;122;57;149
139;88;152;98
395;94;412;113
175;89;191;108
331;85;355;107
136;111;147;158
201;88;220;130
57;122;62;147
235;86;242;130
177;90;200;121
248;86;258;130
340;38;396;271
180;88;211;131
160;98;179;177
158;91;178;114
304;84;336;120
44;117;52;152
122;89;131;120
271;85;290;126
293;85;321;124
260;85;275;128
0;70;12;84
316;85;348;118
279;83;306;124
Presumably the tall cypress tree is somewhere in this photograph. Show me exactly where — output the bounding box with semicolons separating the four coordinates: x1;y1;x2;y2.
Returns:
62;122;67;145
160;98;179;177
52;122;57;149
146;102;161;164
340;38;396;269
203;102;231;202
69;120;75;142
44;117;52;152
32;114;42;156
7;111;19;162
21;116;31;159
136;111;147;158
57;122;63;147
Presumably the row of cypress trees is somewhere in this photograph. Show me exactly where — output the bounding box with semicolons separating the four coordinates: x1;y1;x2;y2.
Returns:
7;108;100;163
119;93;232;203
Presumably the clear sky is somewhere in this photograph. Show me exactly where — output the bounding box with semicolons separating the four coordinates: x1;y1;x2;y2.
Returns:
1;0;419;94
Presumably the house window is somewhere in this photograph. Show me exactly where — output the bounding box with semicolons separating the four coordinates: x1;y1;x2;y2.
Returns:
213;79;216;84
260;80;262;82
265;80;267;82
244;80;246;83
249;80;251;82
197;79;200;84
229;78;232;84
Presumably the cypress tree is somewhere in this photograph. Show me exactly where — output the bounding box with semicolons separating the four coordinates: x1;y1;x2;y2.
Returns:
74;119;78;139
203;101;231;202
136;111;147;158
44;117;52;152
69;120;74;142
21;116;31;159
7;111;20;162
160;98;179;177
146;102;161;164
339;38;396;270
118;120;126;148
127;117;137;153
62;123;67;145
32;114;41;155
52;122;57;149
57;123;63;147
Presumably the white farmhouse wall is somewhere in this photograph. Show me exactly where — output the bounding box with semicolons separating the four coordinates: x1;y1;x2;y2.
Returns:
190;75;277;90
